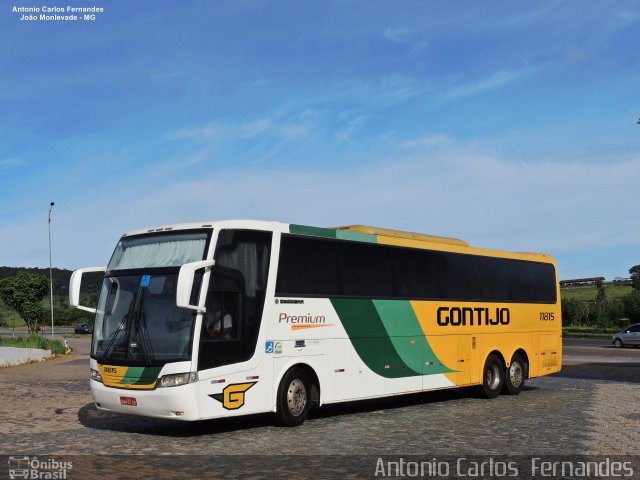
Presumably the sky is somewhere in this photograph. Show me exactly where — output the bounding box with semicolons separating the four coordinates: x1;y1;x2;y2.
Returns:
0;1;638;280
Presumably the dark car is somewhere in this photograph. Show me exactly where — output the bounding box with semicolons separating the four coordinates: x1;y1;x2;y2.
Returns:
612;324;640;348
74;323;93;334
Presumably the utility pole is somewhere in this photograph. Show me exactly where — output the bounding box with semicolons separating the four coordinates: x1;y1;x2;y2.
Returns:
48;202;55;337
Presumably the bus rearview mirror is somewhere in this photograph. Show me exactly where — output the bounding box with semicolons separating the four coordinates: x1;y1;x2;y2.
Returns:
69;267;106;313
176;259;216;312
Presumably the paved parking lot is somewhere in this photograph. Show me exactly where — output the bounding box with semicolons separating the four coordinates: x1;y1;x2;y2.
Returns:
1;337;639;478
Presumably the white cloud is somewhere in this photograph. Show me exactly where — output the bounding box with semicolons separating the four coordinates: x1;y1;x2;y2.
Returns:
402;134;455;149
166;119;272;141
444;67;534;100
0;158;29;169
382;27;428;53
334;116;368;142
281;123;309;139
383;27;409;43
614;9;640;28
152;70;188;81
2;141;637;281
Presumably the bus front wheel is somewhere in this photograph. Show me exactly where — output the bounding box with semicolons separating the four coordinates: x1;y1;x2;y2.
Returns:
276;367;311;427
503;353;526;395
481;354;504;399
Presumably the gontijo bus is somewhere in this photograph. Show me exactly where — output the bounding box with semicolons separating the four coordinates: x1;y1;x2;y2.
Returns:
69;220;561;426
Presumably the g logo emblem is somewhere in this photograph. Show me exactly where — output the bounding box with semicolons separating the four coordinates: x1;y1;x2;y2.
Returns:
210;382;257;410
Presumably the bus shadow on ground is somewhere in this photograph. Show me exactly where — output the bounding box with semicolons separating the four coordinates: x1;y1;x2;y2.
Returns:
77;384;538;437
77;402;275;436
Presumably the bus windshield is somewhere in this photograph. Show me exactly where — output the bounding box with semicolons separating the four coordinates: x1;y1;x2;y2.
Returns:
108;232;208;270
92;273;195;365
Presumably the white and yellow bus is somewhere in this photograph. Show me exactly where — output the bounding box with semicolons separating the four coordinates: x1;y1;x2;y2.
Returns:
70;220;561;426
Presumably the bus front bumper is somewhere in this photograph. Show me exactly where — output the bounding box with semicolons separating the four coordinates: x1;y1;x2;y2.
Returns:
90;379;200;420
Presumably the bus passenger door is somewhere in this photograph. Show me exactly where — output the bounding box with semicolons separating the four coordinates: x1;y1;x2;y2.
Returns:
198;270;245;371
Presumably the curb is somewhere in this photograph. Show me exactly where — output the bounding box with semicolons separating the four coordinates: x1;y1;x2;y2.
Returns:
0;346;54;368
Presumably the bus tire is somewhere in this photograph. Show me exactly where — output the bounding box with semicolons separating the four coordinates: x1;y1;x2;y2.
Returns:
276;367;311;427
503;353;526;395
481;354;504;399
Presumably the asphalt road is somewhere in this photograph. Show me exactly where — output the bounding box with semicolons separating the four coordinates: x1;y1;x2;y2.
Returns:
0;326;78;337
557;337;640;383
1;337;639;479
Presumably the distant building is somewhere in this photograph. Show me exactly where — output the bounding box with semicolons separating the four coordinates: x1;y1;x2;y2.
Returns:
613;277;632;284
559;277;605;288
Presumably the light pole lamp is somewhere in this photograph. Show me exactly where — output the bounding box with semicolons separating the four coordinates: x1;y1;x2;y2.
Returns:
48;202;55;337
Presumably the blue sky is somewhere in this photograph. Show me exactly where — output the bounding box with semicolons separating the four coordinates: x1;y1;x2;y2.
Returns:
0;1;638;280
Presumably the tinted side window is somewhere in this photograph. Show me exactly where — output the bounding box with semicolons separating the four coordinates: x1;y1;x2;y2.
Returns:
275;234;556;304
508;262;537;301
477;256;509;301
532;262;557;302
276;236;339;296
441;253;482;300
390;248;442;299
337;242;394;297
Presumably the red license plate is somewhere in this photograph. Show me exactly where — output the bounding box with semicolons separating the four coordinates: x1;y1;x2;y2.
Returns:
120;396;137;406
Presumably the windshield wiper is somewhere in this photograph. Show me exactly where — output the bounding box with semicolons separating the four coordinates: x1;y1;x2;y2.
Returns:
102;318;127;360
136;310;155;367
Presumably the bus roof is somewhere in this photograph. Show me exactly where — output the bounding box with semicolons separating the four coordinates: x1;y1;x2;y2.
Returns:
120;220;555;265
333;225;468;247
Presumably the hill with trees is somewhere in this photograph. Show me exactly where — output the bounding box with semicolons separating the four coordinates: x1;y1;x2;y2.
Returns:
0;267;101;329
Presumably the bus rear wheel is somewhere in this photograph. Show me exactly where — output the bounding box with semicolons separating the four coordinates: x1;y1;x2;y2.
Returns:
503;353;526;395
481;354;504;399
276;367;311;427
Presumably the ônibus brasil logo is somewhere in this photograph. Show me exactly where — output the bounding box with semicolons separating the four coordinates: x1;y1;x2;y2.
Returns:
8;456;73;479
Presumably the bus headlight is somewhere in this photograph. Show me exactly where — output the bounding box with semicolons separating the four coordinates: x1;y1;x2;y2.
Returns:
158;372;198;388
90;369;103;383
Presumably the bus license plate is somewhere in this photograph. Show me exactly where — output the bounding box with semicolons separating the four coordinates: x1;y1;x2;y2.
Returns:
120;396;137;406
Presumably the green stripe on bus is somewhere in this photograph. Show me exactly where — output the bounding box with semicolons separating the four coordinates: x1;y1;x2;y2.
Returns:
119;366;162;385
330;298;421;378
372;300;454;375
289;225;378;243
335;230;377;243
289;224;337;238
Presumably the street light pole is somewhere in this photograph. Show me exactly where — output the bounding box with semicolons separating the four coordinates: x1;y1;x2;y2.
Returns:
48;202;55;338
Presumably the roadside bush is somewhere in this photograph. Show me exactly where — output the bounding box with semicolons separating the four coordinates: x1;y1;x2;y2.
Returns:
563;324;619;335
607;299;625;325
562;298;583;325
562;297;626;327
623;291;640;323
0;333;66;354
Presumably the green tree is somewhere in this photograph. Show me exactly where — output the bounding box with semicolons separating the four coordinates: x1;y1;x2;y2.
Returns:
623;291;640;323
593;279;609;325
0;272;49;333
630;265;640;291
595;279;606;303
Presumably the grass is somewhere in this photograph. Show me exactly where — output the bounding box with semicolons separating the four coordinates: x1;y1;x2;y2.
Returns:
560;283;633;302
0;333;67;354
